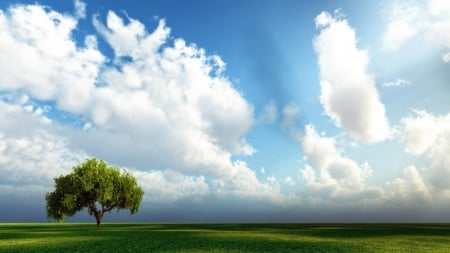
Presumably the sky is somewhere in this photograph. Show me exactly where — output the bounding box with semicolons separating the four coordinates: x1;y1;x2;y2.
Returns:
1;0;450;222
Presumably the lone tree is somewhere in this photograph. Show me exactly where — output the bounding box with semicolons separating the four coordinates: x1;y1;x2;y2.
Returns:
45;158;144;227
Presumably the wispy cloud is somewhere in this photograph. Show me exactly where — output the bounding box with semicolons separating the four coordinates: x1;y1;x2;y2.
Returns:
382;0;450;63
382;79;412;88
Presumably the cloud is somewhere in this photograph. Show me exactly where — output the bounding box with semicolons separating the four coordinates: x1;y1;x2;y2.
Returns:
258;100;278;124
0;3;255;175
284;176;295;186
92;11;153;59
315;10;344;29
381;3;420;51
0;3;291;205
313;11;390;143
74;0;86;19
389;165;431;203
401;110;439;155
382;79;412;88
212;161;295;205
299;124;379;202
85;11;255;176
401;110;450;191
0;101;84;187
132;170;209;203
426;0;450;49
382;0;450;63
443;52;450;63
0;4;104;113
428;0;450;15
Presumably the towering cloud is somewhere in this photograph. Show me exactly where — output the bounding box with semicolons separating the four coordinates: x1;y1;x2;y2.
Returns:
313;11;390;143
0;2;286;205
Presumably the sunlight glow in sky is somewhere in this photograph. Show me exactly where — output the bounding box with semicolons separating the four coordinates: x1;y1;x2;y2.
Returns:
1;0;450;222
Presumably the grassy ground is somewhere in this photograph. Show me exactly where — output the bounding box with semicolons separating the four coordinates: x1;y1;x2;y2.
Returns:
1;223;450;252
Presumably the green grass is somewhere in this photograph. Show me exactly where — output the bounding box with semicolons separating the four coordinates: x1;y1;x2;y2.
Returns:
1;223;450;252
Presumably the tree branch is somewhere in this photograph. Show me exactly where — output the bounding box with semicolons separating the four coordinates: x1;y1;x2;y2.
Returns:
103;204;117;212
88;202;98;214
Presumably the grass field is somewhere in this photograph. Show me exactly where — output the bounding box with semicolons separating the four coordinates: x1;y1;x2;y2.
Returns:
1;223;450;252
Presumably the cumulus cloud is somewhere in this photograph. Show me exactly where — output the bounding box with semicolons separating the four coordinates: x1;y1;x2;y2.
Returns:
0;4;104;113
401;110;439;155
313;11;390;143
85;11;255;176
0;2;290;205
401;110;450;191
0;101;84;187
389;165;431;203
132;170;209;203
299;124;379;201
212;161;294;205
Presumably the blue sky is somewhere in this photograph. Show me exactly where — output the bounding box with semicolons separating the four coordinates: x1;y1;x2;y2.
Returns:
1;0;450;222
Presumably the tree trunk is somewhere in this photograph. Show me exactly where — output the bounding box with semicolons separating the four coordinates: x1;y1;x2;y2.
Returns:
95;211;103;228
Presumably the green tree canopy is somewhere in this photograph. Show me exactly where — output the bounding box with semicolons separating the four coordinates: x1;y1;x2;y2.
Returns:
46;158;144;227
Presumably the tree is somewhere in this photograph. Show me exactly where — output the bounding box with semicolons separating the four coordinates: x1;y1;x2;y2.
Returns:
45;158;144;227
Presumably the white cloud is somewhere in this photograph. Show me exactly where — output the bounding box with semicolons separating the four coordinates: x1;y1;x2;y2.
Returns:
428;0;450;16
0;3;255;177
401;110;450;191
383;0;450;63
0;3;293;205
284;176;295;186
423;0;450;53
382;3;419;51
315;11;335;28
93;11;151;59
315;10;344;29
313;11;390;143
299;124;377;201
0;4;104;113
212;161;296;205
382;79;412;88
401;110;439;155
78;11;254;177
74;0;86;19
132;170;209;203
389;165;431;203
442;52;450;63
0;101;84;187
